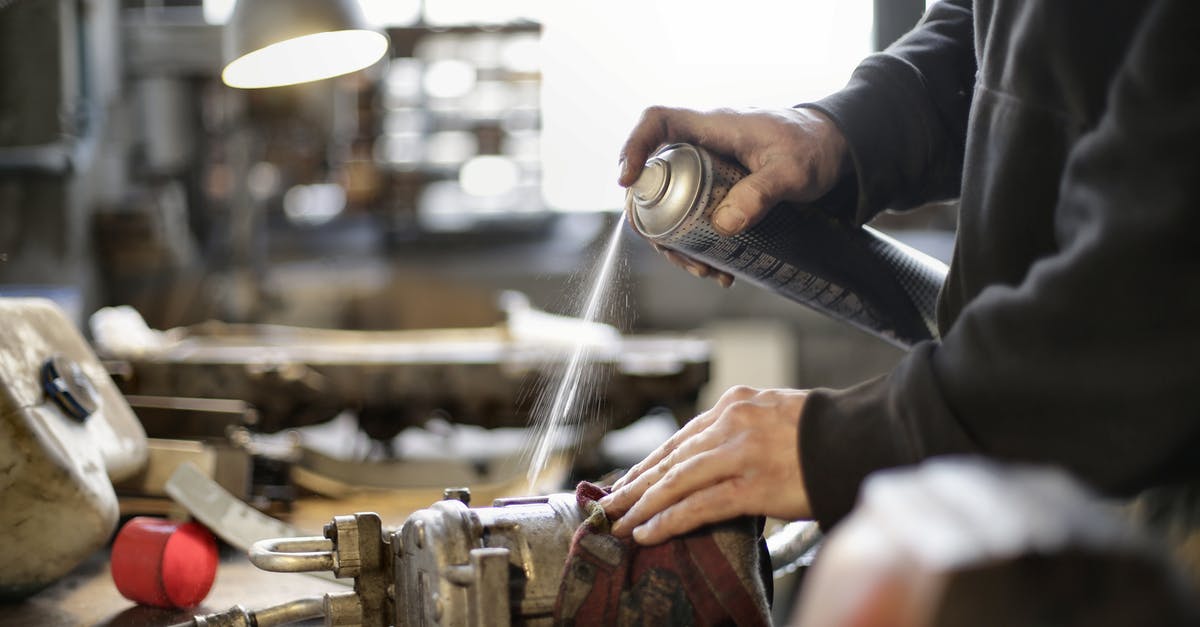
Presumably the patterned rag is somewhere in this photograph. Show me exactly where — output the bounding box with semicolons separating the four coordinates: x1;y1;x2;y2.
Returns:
554;482;773;626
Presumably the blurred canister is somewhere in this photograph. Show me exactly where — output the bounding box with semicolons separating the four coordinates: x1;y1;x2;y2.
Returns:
626;143;947;348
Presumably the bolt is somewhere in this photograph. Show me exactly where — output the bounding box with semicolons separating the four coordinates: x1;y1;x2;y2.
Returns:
41;355;99;422
442;487;471;506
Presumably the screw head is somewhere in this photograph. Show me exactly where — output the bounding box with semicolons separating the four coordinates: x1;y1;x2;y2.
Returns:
41;355;99;422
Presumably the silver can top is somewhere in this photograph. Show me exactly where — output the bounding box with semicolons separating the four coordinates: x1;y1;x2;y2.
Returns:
626;143;705;238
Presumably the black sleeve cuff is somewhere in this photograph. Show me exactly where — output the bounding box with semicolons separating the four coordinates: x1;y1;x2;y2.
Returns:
799;342;980;529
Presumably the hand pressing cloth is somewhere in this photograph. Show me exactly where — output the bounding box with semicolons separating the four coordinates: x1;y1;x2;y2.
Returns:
554;482;772;626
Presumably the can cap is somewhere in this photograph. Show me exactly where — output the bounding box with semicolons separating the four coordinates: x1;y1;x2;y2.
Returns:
111;517;219;609
626;143;705;238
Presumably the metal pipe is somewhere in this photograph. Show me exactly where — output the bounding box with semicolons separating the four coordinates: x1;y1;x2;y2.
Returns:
251;596;326;626
173;596;326;627
249;536;336;572
766;520;823;578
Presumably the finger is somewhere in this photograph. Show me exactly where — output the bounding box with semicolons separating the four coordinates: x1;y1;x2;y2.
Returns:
609;409;714;492
618;106;676;187
605;409;723;507
659;246;734;287
611;445;741;536
607;386;759;494
619;107;750;187
711;166;796;236
605;415;741;528
661;249;713;279
632;480;750;545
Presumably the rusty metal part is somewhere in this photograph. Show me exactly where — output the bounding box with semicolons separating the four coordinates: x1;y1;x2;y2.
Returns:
396;493;586;626
113;437;251;502
108;322;710;436
235;493;583;626
204;488;822;626
251;512;393;627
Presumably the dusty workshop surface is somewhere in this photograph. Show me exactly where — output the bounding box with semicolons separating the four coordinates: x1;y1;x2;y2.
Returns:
0;545;346;627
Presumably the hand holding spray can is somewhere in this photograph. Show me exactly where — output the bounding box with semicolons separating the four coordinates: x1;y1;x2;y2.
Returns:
626;143;948;349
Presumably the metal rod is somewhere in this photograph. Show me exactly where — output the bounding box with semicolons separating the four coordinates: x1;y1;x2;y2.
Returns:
252;596;326;626
173;596;326;627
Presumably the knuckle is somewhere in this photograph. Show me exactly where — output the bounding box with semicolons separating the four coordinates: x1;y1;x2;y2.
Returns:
661;448;681;471
641;104;671;120
740;177;773;202
723;385;759;402
658;465;685;491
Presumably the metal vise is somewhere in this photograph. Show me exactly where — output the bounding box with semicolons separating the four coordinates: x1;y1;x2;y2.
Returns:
186;491;586;626
184;489;819;627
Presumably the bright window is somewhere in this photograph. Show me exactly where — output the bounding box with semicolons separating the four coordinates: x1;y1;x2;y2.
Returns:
539;0;874;211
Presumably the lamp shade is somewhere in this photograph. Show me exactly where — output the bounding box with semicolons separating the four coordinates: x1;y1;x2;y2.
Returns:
222;0;389;89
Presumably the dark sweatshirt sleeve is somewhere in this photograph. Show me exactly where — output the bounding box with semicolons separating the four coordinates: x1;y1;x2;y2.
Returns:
801;0;1200;529
802;0;976;225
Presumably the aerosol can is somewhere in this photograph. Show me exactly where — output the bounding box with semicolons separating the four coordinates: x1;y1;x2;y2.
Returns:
626;143;948;348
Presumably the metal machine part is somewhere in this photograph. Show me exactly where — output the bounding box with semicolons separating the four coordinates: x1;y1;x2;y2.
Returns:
101;320;711;438
183;487;820;627
627;143;948;348
0;298;148;599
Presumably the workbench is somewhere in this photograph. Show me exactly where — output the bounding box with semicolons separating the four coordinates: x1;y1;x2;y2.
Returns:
0;545;345;627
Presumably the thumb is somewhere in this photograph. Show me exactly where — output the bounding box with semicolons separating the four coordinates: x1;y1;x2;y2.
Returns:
710;170;786;236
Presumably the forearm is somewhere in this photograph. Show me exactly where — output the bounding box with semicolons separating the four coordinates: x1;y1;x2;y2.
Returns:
799;0;1200;529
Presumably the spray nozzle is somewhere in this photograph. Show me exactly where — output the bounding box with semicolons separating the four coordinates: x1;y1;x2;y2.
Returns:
630;158;670;206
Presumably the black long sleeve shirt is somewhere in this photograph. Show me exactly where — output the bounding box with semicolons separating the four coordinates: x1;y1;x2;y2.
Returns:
799;0;1200;529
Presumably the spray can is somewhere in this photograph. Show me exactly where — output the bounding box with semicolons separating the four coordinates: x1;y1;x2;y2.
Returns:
626;143;947;348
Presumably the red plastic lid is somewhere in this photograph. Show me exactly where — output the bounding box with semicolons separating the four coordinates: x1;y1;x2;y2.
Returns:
111;517;219;609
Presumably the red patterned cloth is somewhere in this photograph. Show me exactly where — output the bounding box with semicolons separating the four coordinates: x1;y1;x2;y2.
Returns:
554;482;772;626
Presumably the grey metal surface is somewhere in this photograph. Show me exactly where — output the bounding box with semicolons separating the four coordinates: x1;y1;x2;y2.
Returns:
166;462;300;551
628;143;948;348
395;493;583;626
208;489;816;626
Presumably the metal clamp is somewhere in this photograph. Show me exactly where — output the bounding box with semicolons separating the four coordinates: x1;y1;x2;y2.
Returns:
250;536;336;573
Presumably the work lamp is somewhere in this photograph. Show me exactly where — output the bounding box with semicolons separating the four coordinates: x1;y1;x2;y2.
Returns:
222;0;389;89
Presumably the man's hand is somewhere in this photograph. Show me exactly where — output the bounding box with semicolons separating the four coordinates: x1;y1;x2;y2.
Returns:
599;386;812;545
619;106;849;286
